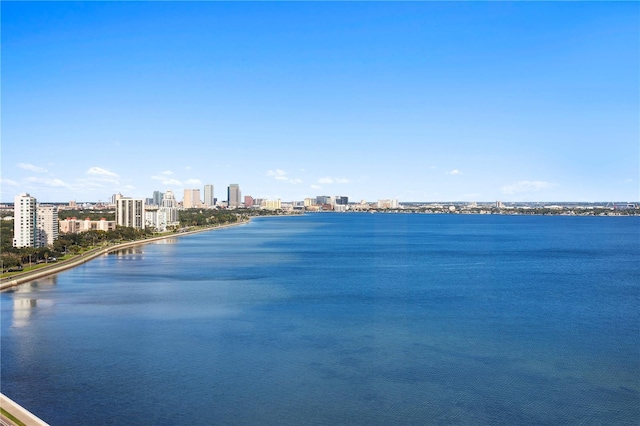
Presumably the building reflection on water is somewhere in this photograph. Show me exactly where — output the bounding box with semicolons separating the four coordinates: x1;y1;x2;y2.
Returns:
10;276;57;327
14;275;58;293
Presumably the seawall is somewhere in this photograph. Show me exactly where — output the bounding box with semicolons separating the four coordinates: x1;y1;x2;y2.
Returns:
0;220;249;291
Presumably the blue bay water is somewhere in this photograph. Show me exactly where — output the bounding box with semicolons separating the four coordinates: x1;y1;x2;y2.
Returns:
1;214;639;425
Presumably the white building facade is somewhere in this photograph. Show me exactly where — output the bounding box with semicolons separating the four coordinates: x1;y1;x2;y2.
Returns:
36;205;59;247
13;193;38;248
116;198;145;229
145;208;168;232
160;190;179;227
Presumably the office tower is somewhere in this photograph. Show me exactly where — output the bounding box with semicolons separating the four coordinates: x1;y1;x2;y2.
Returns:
244;196;254;208
335;196;349;205
183;189;202;209
116;197;145;229
153;191;164;206
161;190;179;225
13;193;38;248
36;205;59;247
204;185;215;207
316;195;330;206
227;184;241;208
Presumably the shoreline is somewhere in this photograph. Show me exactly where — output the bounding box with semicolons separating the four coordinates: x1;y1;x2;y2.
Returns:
0;219;250;292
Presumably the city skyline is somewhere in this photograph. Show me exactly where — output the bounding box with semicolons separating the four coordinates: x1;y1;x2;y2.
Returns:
1;2;638;203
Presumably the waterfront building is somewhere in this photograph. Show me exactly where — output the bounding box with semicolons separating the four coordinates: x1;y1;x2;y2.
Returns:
244;195;254;208
316;195;331;206
261;199;282;210
116;197;145;229
377;199;400;209
59;218;116;234
145;207;168;232
228;184;241;208
335;196;349;205
304;198;316;207
36;205;58;247
334;204;348;212
160;190;180;226
13;193;37;248
204;185;215;207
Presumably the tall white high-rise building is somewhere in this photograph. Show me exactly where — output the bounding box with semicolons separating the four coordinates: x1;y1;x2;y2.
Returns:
116;197;145;229
227;184;241;208
204;184;215;207
13;193;38;248
37;205;59;247
145;208;168;232
161;190;179;226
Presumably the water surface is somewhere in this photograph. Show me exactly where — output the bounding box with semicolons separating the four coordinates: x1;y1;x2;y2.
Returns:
1;214;638;424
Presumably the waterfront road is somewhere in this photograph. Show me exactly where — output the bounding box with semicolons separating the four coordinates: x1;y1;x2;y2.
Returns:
0;393;49;426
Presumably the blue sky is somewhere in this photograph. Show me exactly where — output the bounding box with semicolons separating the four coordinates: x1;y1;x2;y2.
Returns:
1;1;638;203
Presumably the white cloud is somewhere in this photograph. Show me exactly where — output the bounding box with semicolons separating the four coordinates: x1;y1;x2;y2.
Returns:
501;180;555;195
1;179;19;186
185;166;192;171
447;169;462;176
87;167;119;178
184;178;202;185
310;184;322;190
161;170;174;176
318;177;350;184
267;169;287;177
18;163;48;173
152;175;183;186
267;169;302;184
25;177;71;188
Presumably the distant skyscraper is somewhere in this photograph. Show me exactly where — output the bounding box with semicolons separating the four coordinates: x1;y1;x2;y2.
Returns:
335;196;349;205
183;189;201;209
13;193;37;248
204;185;215;207
161;190;179;225
153;191;164;206
244;195;254;208
116;198;145;229
111;193;123;205
316;195;331;206
227;184;241;208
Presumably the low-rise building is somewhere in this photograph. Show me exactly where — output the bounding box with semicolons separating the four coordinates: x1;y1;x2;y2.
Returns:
59;218;116;234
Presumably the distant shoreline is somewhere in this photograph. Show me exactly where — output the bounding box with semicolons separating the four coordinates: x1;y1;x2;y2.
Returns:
0;219;250;291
